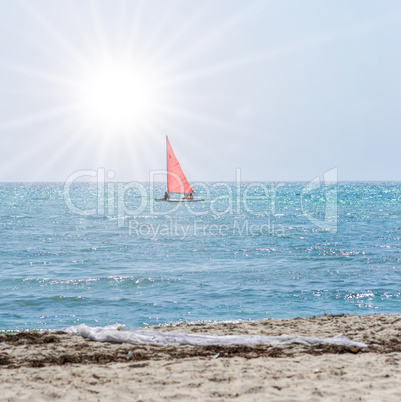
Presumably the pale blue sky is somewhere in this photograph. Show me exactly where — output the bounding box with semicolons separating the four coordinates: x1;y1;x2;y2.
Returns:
1;0;401;182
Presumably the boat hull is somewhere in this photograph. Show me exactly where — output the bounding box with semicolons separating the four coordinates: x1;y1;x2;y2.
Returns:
155;198;204;202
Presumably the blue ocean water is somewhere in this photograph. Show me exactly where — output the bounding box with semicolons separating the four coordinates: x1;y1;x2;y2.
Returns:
1;181;400;331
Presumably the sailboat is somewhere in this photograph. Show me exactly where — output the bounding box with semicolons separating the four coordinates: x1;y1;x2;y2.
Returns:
155;136;204;202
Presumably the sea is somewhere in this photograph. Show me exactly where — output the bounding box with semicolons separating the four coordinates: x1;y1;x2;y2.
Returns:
1;180;400;331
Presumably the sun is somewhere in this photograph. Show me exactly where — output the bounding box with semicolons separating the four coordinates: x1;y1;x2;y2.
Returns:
76;60;160;133
1;0;269;181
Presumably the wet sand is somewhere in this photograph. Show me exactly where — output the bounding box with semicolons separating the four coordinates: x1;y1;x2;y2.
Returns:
1;314;401;401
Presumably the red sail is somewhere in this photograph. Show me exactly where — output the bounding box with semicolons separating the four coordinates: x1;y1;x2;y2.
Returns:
166;136;194;193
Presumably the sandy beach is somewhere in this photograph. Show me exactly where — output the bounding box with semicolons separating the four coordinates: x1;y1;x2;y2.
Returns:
1;314;401;401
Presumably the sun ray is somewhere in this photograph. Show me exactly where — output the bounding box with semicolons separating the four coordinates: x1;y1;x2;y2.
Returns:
0;140;51;181
0;115;85;182
2;1;276;183
88;0;111;59
19;0;91;70
153;1;271;76
126;0;186;61
122;0;147;60
145;1;216;66
120;126;158;181
30;122;93;182
152;8;401;95
155;113;210;156
0;62;81;88
12;0;382;183
0;103;81;132
158;57;256;88
157;104;240;131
